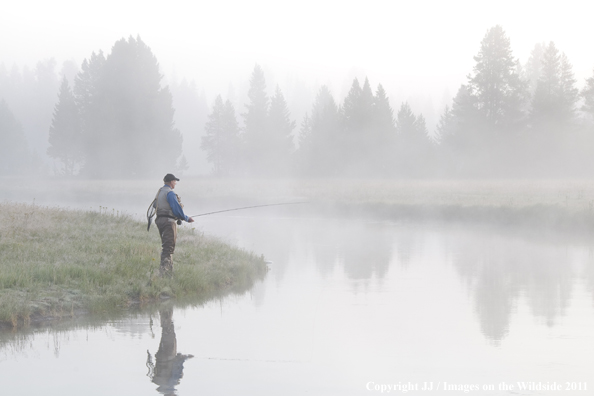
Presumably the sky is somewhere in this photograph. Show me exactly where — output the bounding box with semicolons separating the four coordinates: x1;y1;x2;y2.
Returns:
2;0;594;124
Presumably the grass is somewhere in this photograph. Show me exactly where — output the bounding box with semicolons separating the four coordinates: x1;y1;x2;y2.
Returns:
0;202;268;328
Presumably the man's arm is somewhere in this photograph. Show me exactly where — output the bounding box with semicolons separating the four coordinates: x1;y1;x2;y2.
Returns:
166;191;190;222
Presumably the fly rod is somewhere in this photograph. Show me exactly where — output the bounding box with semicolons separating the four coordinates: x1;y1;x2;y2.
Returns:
190;201;308;218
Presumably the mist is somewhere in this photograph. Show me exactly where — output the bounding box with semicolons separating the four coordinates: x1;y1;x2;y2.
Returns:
3;1;594;179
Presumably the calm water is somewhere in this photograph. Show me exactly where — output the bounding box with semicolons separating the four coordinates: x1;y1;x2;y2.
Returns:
1;213;593;395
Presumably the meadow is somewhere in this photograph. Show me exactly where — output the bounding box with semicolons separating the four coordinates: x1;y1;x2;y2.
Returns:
0;202;268;328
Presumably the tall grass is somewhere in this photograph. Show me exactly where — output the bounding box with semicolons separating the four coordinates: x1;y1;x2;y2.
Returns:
0;202;268;328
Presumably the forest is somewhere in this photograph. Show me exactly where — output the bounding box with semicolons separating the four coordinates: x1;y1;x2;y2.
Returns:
2;26;594;178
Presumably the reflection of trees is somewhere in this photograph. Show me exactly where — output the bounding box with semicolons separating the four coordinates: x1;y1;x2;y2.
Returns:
146;304;193;396
584;248;594;306
450;229;573;343
304;220;393;282
338;222;392;281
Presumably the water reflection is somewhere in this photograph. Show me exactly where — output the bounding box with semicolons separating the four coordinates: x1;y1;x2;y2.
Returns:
447;229;575;343
205;217;585;344
146;304;193;396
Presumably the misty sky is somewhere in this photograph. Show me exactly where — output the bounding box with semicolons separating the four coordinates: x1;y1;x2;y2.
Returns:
2;0;594;116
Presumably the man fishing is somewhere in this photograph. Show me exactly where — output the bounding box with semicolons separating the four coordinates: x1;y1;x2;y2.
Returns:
152;174;194;276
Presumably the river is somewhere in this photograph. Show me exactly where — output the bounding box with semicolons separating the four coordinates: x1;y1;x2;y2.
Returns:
1;208;593;395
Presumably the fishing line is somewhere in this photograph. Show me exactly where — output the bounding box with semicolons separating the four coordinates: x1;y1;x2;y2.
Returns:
189;201;308;218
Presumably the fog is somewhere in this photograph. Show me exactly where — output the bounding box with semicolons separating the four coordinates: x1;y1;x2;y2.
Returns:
2;0;594;177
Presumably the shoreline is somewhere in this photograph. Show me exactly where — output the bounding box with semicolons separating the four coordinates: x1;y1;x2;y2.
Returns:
0;202;268;329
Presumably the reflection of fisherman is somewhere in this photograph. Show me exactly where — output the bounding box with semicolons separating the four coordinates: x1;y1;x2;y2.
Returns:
146;305;193;396
153;174;194;276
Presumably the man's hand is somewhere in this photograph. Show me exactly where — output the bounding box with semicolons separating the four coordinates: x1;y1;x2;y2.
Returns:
188;217;195;223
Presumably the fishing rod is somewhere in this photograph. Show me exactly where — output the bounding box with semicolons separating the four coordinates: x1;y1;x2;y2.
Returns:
189;201;308;218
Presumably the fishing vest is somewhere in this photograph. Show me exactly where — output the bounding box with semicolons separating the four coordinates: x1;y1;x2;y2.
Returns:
155;186;176;219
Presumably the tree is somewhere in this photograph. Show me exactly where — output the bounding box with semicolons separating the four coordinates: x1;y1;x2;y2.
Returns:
77;37;182;178
372;84;396;174
582;67;594;121
202;95;241;176
267;85;296;175
297;85;341;176
558;53;578;123
531;42;561;126
394;103;433;176
531;43;578;137
468;25;526;131
0;100;29;174
523;42;545;94
47;77;83;175
340;77;376;175
241;64;269;175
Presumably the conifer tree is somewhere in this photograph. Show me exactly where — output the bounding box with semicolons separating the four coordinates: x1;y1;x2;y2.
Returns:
76;37;182;178
297;85;340;176
524;43;545;94
202;95;241;176
340;77;376;174
468;25;526;130
394;103;432;176
531;43;578;130
267;85;296;175
0;100;29;174
558;53;579;123
582;67;594;121
241;64;270;175
47;77;82;175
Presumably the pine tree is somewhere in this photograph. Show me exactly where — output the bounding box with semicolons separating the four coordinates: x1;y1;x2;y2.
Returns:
0;100;29;174
202;95;241;176
267;85;296;175
76;37;182;178
558;53;578;123
524;42;545;94
340;77;376;174
394;103;432;176
468;25;526;130
47;77;83;175
297;85;340;176
582;67;594;121
241;64;269;175
531;43;578;130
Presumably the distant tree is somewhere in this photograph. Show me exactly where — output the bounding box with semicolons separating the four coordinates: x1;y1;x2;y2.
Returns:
74;51;105;130
558;53;579;122
372;84;396;173
436;85;482;175
241;64;269;175
170;78;209;174
340;77;376;175
531;42;561;126
523;42;546;95
297;85;341;176
202;95;241;176
77;37;182;178
0;100;29;174
267;85;296;175
394;103;433;176
47;77;83;175
468;25;526;131
531;42;578;133
582;67;594;122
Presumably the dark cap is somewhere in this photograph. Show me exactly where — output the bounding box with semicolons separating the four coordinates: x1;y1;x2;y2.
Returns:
163;173;180;182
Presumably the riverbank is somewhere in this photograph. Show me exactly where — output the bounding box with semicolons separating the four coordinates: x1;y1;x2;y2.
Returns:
0;202;268;328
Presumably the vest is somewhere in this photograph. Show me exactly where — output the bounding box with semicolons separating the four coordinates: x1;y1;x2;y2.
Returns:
155;186;176;219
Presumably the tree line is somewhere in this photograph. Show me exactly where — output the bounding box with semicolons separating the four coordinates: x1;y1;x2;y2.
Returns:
1;36;184;178
3;27;594;178
203;25;594;178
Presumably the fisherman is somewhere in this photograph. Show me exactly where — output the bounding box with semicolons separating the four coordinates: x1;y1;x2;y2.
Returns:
153;174;194;276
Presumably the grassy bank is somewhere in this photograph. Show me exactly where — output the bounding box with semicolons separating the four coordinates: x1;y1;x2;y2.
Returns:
0;202;268;328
